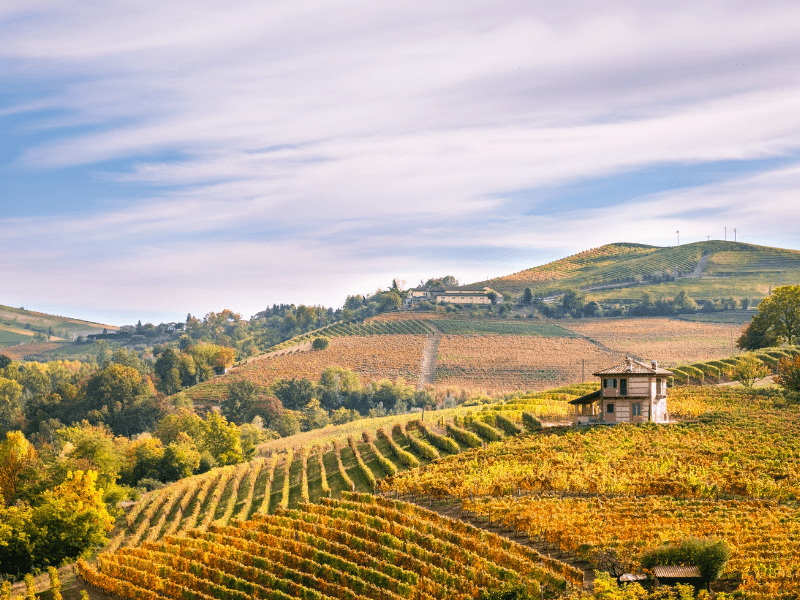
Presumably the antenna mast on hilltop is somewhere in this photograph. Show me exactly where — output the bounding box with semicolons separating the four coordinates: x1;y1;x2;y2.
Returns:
724;227;727;241
734;228;737;242
676;231;680;245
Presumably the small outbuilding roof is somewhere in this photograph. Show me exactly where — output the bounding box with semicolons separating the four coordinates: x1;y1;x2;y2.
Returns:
568;389;602;405
594;356;673;377
652;566;701;578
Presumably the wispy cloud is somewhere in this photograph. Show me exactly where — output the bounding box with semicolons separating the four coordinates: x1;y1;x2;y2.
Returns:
1;1;799;323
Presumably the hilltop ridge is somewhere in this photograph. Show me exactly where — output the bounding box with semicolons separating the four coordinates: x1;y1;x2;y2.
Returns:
472;240;800;302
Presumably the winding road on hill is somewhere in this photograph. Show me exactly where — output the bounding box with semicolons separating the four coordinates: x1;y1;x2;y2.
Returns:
417;322;442;389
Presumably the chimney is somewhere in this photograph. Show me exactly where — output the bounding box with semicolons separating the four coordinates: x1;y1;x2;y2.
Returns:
626;356;633;371
651;360;658;370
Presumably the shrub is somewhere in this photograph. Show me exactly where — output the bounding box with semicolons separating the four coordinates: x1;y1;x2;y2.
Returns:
311;337;330;350
777;355;800;392
732;355;770;388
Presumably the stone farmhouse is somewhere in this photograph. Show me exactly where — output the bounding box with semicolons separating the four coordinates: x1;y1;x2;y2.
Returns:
404;286;504;307
570;356;673;424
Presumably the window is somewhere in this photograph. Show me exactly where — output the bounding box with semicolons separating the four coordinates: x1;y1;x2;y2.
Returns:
606;403;615;413
603;378;618;388
632;403;641;416
620;379;627;395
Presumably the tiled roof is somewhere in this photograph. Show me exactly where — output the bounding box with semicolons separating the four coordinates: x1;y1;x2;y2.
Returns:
568;389;602;405
653;566;701;578
594;357;673;376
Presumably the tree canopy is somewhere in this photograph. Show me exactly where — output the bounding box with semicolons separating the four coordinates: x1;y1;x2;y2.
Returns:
739;286;800;349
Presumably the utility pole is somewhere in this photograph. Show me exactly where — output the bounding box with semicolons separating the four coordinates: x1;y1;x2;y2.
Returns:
582;359;585;383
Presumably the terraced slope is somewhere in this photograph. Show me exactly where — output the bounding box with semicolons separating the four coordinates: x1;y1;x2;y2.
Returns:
186;335;428;406
79;493;582;600
478;240;800;299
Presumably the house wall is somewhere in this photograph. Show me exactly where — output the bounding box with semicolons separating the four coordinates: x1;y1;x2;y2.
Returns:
439;295;491;304
651;397;668;422
627;377;651;397
602;397;651;423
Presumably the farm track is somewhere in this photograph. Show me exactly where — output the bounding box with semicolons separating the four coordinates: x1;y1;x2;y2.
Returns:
692;251;710;278
417;323;442;389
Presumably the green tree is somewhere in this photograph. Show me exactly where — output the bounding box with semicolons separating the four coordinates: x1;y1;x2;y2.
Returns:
561;289;584;312
275;412;300;437
55;423;125;493
0;377;24;432
740;286;800;349
177;353;198;387
154;408;204;445
273;378;315;411
423;275;458;288
522;288;533;305
674;290;697;312
121;435;164;485
0;355;11;369
379;291;402;312
732;355;769;388
222;379;260;424
318;367;360;393
84;364;148;412
153;348;182;395
201;411;242;465
160;436;200;481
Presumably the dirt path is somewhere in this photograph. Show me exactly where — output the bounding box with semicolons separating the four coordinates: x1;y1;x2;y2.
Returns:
417;323;442;389
408;496;595;593
691;251;710;278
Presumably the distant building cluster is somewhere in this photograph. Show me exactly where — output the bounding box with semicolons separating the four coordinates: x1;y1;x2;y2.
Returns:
404;286;503;307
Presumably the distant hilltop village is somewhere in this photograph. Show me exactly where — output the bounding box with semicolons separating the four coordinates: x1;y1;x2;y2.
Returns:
404;286;503;306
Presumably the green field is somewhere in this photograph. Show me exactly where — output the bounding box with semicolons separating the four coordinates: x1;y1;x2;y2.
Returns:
0;329;29;347
433;319;577;336
676;309;756;324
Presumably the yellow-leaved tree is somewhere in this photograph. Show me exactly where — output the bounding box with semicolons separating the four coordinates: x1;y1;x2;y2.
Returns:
0;431;38;507
54;469;115;532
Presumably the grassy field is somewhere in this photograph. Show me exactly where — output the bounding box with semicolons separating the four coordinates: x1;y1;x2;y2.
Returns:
0;328;31;348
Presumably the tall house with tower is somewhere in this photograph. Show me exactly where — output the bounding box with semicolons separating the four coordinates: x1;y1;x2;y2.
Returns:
570;357;673;424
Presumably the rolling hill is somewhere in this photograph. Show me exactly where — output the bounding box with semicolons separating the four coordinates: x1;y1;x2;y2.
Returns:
475;240;800;302
0;304;118;359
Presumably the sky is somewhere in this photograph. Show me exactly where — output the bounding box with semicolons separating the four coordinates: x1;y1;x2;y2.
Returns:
1;1;799;326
